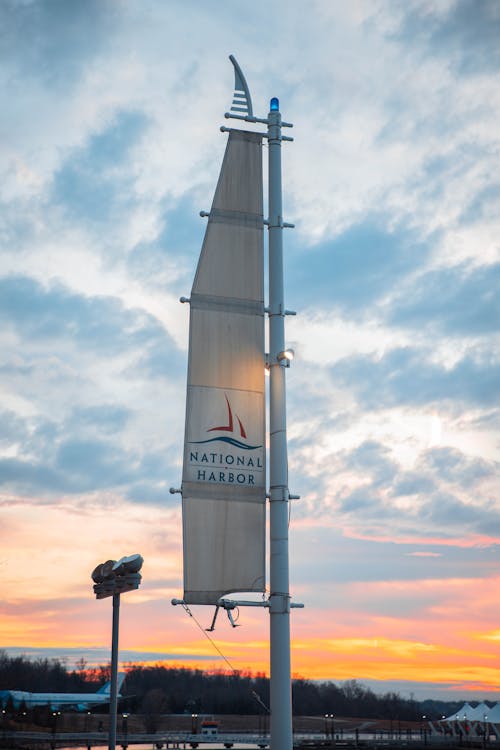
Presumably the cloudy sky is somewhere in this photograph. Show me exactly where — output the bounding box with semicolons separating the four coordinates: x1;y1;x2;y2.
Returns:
1;0;499;702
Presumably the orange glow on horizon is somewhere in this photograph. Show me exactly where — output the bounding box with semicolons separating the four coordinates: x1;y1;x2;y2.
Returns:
2;500;499;699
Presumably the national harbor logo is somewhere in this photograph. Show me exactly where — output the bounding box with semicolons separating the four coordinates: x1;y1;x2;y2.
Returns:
188;393;263;486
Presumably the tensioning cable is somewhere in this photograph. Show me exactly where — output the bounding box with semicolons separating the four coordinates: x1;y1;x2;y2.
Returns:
180;601;270;713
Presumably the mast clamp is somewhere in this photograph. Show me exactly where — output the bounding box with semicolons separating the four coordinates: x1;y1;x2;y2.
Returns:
220;125;267;138
218;597;270;609
263;219;295;228
223;112;293;129
224;112;269;125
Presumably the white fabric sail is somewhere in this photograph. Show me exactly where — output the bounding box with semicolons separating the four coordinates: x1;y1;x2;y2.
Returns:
181;129;266;605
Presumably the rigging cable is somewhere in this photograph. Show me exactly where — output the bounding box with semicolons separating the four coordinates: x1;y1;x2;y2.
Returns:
180;601;270;714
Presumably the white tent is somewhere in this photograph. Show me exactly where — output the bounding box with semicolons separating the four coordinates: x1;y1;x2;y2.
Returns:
440;702;500;740
485;704;500;724
444;702;475;721
466;702;490;721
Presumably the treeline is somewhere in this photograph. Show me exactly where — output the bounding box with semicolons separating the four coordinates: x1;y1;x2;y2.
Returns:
0;652;107;693
0;651;463;720
124;667;427;719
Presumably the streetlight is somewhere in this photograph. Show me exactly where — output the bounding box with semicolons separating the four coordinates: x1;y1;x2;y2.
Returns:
91;553;143;750
324;714;334;740
52;710;61;736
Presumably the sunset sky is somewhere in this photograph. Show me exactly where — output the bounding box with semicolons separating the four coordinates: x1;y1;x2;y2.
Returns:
1;0;499;702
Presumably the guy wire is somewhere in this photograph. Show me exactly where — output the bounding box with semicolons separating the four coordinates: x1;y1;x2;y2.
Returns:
180;602;270;714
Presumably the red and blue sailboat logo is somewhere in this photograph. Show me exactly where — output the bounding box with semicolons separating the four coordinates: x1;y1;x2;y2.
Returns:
191;394;262;450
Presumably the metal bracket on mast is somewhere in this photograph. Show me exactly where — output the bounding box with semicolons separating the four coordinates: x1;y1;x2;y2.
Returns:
223;111;294;129
206;597;304;630
263;219;295;228
218;599;303;630
205;605;241;631
218;597;304;611
206;600;242;631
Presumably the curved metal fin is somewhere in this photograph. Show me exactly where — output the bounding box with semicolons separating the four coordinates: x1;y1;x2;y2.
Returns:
229;54;253;117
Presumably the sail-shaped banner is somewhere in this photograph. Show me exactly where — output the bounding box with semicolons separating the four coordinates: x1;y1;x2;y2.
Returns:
181;129;265;605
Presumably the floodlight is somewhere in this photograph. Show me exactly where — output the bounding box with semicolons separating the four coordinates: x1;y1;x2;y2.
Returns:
277;349;294;366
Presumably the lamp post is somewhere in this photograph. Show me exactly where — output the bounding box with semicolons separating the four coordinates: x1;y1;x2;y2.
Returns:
324;714;334;740
91;553;143;750
52;710;61;736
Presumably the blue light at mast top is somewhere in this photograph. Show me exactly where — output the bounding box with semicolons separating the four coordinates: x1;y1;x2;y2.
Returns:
270;97;279;111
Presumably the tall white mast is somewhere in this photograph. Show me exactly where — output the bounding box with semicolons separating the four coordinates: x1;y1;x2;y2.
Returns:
267;96;293;750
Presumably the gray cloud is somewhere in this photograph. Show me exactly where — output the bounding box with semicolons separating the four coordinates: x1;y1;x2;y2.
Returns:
289;221;429;313
0;275;185;498
294;435;498;544
56;438;135;487
420;446;496;488
0;457;66;496
421;491;500;536
126;482;173;505
388;263;500;336
0;275;181;368
335;475;500;542
0;409;29;446
332;347;500;409
393;472;436;498
292;524;500;587
0;0;116;89
125;197;205;292
395;0;500;76
51;111;149;224
337;485;390;516
344;440;399;487
0;440;174;499
68;405;132;435
0;404;175;500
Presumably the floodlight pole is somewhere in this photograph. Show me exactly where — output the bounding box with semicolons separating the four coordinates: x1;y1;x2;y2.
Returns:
109;593;120;750
267;98;293;750
91;554;143;750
